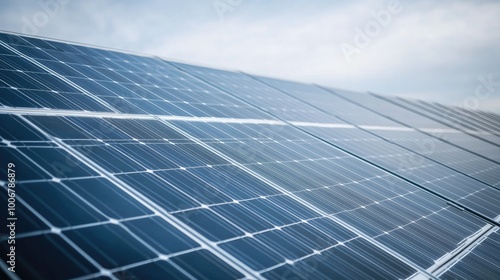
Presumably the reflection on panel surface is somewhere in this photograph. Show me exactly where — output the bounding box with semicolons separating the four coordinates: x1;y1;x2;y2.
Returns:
1;32;499;279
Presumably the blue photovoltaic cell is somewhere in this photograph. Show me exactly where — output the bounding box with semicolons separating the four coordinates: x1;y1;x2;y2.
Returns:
0;189;49;235
118;172;201;211
175;207;245;242
1;32;499;280
113;261;191;280
121;216;200;254
16;181;108;227
0;147;53;181
63;224;158;269
63;178;154;219
0;234;99;279
171;250;246;280
17;146;99;178
0;114;47;141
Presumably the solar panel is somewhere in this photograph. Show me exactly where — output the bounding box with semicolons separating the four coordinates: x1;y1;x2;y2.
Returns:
1;32;499;280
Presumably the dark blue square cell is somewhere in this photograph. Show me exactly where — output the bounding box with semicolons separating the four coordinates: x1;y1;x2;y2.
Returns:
118;173;199;212
18;147;98;178
64;224;157;269
122;216;199;254
0;114;46;141
25;116;91;139
155;169;233;204
219;237;284;271
212;203;274;233
0;234;98;279
0;190;48;235
0;147;52;181
18;181;107;227
114;261;190;280
171;250;245;280
174;208;243;242
64;178;153;219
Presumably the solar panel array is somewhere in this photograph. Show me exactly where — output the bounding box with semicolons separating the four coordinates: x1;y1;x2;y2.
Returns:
0;32;499;280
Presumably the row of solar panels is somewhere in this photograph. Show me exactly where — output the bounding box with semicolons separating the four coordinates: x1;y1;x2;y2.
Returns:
0;32;499;280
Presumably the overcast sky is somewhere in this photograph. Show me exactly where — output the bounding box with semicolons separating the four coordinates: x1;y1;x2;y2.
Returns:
1;0;499;112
